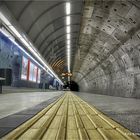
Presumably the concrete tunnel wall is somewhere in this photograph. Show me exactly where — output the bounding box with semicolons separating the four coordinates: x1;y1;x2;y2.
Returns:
73;1;140;98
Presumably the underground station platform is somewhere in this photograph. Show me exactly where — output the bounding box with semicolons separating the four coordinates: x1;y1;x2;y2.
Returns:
1;92;139;140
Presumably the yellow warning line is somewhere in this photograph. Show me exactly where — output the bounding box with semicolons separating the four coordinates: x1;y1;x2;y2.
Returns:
2;92;140;140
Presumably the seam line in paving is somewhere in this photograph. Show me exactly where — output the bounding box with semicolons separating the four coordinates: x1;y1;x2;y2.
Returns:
0;94;63;138
2;92;140;140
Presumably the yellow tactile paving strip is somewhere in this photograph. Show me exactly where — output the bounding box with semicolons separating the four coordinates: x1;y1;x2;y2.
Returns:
3;92;140;140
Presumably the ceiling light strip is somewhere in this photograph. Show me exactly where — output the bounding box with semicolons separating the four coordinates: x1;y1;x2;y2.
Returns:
66;2;71;73
0;12;63;85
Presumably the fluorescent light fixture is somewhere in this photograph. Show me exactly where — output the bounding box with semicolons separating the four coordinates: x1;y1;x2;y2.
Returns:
67;39;70;45
67;34;70;40
20;37;30;47
65;2;71;74
47;71;54;78
66;2;70;15
66;16;70;25
9;26;22;38
66;26;70;33
67;47;70;52
1;27;15;40
0;11;63;85
0;12;11;25
67;44;70;49
0;12;22;39
67;51;70;55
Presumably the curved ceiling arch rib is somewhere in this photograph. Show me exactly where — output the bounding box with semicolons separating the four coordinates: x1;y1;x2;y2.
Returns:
47;49;74;67
52;59;64;67
57;62;65;68
52;61;66;74
51;56;66;66
52;60;65;69
39;23;80;49
50;50;75;65
56;60;64;67
41;31;78;56
44;38;78;60
48;38;77;51
45;43;76;62
56;63;65;70
17;0;33;20
50;37;77;50
49;54;66;65
33;13;81;42
27;1;65;33
41;37;78;57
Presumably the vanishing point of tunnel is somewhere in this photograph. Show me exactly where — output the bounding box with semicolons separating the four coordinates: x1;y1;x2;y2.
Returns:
0;0;140;139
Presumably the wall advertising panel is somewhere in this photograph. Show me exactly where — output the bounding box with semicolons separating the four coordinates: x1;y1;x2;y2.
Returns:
29;62;39;82
37;68;41;83
21;56;28;80
33;65;37;82
29;62;34;81
21;55;41;83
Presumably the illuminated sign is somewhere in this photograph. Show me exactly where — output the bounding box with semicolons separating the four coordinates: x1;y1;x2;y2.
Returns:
37;68;41;83
61;73;72;76
21;56;28;80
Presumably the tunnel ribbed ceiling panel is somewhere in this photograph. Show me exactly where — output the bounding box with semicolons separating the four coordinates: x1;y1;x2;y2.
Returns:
3;0;83;75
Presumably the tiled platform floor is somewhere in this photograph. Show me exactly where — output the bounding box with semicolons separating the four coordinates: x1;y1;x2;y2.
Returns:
0;91;64;119
75;92;140;135
2;92;139;140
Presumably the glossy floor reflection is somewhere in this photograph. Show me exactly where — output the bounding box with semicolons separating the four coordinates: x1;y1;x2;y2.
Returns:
0;91;64;119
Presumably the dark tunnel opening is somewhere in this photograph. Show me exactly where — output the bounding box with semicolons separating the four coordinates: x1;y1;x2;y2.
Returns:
63;81;79;91
69;81;79;91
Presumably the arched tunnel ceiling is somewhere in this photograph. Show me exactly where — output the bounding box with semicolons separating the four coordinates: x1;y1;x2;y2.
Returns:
2;0;84;77
2;0;140;97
